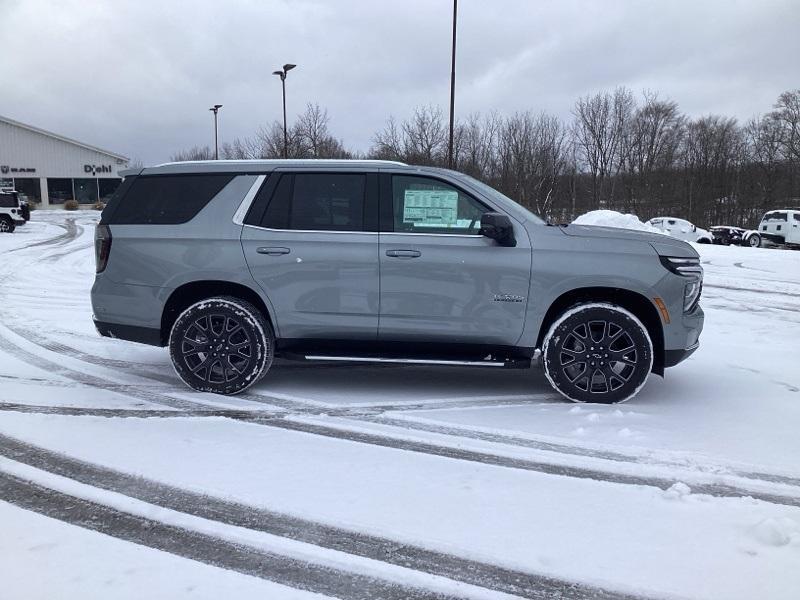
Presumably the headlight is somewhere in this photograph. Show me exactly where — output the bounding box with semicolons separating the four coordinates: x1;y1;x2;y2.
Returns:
660;256;703;312
684;279;702;312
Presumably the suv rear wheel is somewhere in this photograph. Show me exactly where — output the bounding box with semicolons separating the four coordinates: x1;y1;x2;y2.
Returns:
542;303;653;404
0;216;15;233
169;296;274;395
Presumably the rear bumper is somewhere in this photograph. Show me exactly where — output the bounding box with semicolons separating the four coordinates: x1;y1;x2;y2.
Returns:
94;319;162;346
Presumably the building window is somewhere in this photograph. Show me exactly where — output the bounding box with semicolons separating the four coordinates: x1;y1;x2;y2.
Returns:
12;178;41;203
47;178;73;203
74;178;99;204
98;178;122;201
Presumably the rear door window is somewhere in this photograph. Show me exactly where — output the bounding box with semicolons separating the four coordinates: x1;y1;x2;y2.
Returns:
109;174;234;224
260;173;366;232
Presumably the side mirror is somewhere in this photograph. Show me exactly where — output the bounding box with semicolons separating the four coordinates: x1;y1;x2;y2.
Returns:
479;212;516;247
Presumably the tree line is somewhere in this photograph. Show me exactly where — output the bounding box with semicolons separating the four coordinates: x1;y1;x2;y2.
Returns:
171;88;800;227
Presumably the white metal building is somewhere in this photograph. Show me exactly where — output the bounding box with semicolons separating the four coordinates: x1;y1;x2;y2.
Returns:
0;114;129;207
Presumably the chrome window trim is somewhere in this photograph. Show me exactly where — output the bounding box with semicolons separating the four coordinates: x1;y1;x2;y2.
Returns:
242;223;379;235
381;231;482;238
241;225;483;238
232;174;266;226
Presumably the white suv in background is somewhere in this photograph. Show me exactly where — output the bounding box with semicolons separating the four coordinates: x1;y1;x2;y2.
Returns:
648;217;712;244
0;190;25;233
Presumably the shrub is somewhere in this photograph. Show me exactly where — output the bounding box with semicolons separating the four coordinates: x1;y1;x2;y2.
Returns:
63;199;79;211
27;202;38;212
92;201;106;211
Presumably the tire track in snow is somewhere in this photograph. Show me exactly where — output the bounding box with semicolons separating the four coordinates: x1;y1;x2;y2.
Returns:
703;283;800;299
0;403;284;419
0;326;220;411
5;219;78;253
0;434;643;600
0;472;465;600
6;312;800;491
355;415;800;488
240;416;800;509
0;315;554;412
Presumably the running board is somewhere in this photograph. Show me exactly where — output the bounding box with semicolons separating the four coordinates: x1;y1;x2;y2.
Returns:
304;355;529;368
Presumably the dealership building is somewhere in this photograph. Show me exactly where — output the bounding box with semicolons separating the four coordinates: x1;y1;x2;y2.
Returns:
0;114;129;207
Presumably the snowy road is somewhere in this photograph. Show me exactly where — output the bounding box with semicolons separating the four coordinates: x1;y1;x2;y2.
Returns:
1;211;799;599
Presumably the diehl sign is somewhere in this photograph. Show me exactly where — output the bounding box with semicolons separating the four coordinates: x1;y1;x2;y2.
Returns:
84;164;113;175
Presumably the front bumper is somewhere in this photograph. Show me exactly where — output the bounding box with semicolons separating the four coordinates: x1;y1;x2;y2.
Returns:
665;342;699;367
663;303;704;368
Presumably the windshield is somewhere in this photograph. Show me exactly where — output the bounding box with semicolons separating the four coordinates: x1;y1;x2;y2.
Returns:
456;174;547;225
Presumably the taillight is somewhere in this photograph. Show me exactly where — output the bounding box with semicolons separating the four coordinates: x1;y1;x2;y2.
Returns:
95;224;112;273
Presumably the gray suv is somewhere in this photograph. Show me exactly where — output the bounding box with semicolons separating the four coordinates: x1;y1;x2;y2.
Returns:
91;160;704;403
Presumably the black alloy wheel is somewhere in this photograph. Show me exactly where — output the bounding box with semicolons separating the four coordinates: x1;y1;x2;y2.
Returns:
543;303;653;404
169;297;273;395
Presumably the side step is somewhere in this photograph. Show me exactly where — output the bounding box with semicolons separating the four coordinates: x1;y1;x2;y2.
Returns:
303;355;531;369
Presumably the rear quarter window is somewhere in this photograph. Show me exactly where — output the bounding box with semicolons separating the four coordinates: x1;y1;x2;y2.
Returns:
763;212;788;222
0;194;18;208
108;174;234;225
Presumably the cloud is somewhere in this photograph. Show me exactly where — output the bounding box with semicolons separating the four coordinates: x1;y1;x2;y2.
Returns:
1;0;797;164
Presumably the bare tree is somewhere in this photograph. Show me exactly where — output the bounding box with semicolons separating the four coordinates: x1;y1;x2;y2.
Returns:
572;87;634;208
401;105;448;165
496;111;568;216
456;112;500;179
770;89;800;163
371;116;404;161
294;103;351;158
619;92;685;214
169;145;214;162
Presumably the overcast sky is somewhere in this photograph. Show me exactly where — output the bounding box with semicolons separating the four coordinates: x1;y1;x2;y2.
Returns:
2;0;798;165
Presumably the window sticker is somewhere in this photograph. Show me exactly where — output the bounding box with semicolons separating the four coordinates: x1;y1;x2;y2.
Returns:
403;189;458;226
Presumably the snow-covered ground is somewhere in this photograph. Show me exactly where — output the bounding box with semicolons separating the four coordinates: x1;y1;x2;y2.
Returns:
1;211;799;599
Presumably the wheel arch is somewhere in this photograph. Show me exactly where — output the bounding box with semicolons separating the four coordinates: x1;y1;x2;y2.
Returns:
536;287;665;376
161;280;275;345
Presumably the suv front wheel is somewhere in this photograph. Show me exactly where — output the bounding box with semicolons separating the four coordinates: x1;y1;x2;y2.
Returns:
169;296;274;395
542;303;653;404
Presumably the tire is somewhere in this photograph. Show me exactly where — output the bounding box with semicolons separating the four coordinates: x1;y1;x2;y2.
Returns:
747;233;761;248
0;216;15;233
542;303;653;404
697;237;711;244
169;296;274;395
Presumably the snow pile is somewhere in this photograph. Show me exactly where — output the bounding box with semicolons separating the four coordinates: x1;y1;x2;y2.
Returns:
572;210;666;234
663;482;692;500
749;518;800;548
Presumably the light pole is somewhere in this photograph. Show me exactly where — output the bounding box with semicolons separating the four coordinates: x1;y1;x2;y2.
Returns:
209;104;222;160
272;63;296;159
447;0;458;169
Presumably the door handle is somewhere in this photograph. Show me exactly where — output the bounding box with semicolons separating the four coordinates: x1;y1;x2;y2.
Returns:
386;249;421;258
256;247;290;255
